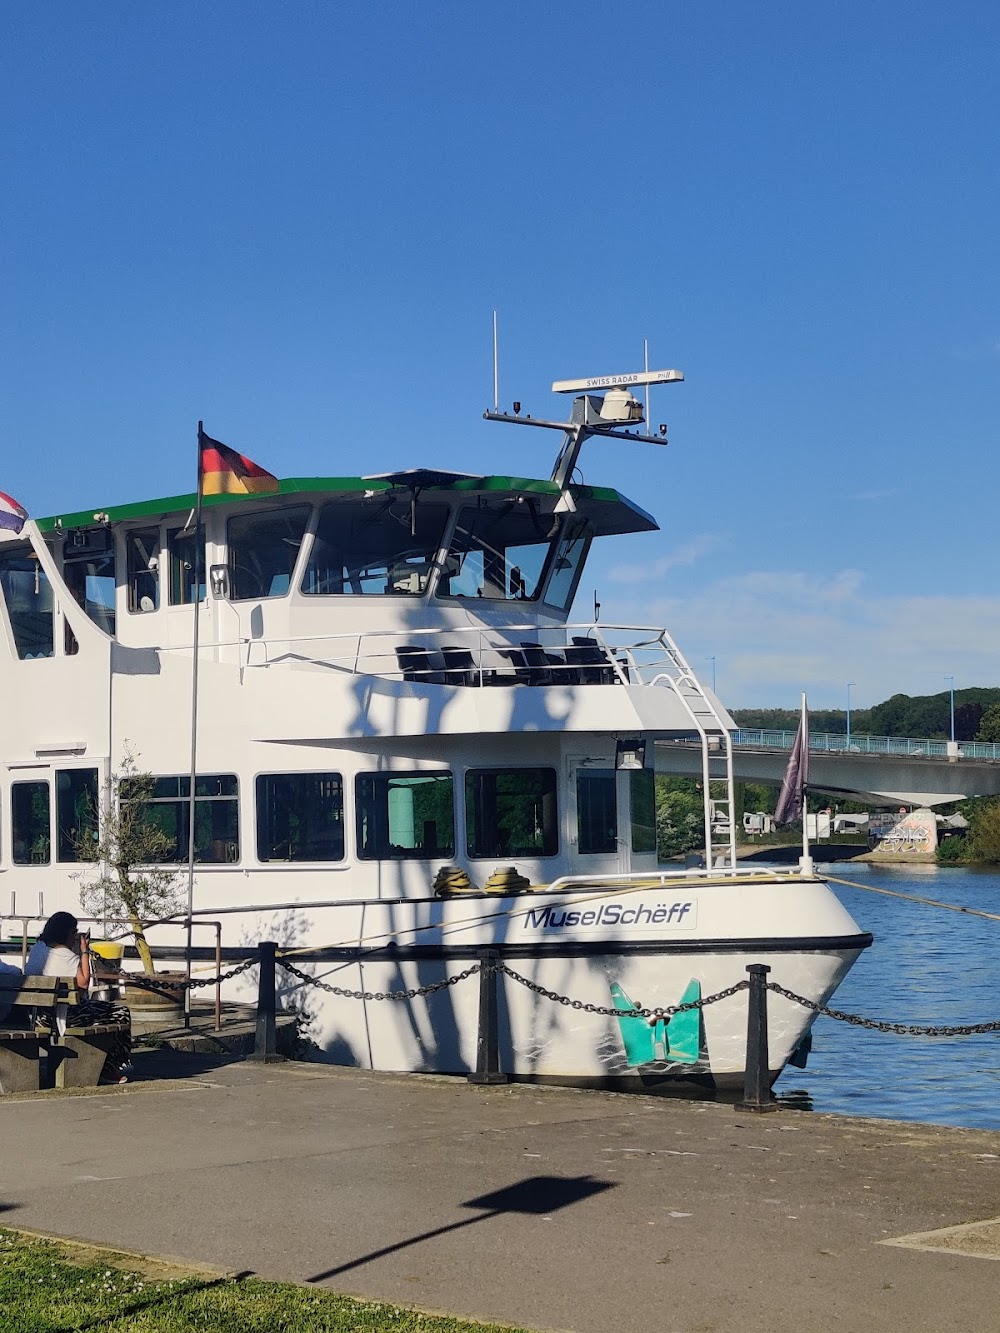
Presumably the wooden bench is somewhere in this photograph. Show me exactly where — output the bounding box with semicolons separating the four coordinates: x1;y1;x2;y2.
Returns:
0;976;64;1093
0;976;131;1092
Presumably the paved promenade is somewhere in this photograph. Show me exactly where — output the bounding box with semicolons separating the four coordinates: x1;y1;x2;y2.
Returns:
1;1054;998;1332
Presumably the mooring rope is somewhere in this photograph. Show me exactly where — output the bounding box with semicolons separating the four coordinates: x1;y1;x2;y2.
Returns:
824;872;1000;923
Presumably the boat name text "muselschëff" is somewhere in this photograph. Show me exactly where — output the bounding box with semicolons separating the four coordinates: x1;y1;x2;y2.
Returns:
522;901;696;932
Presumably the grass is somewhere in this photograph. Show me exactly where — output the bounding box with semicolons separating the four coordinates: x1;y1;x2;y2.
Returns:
0;1229;523;1332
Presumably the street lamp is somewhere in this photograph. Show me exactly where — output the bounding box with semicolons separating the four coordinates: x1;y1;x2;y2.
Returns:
846;681;855;747
945;674;955;743
707;656;716;693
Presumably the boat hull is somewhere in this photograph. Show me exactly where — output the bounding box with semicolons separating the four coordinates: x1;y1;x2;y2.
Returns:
268;875;872;1094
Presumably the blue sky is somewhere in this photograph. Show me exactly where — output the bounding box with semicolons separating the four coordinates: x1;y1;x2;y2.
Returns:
2;3;998;709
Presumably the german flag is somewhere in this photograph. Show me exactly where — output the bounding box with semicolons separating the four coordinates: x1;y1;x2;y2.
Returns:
199;426;279;497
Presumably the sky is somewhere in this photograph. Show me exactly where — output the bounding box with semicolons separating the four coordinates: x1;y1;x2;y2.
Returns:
1;2;998;709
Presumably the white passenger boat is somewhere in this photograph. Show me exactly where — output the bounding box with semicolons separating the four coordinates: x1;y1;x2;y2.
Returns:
0;364;871;1093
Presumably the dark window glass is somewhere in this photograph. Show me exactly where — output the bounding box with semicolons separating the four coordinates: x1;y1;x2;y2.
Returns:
56;768;99;862
356;772;454;859
441;504;559;601
127;528;160;613
168;528;205;606
122;773;239;863
256;773;345;862
544;520;591;612
228;507;309;601
63;529;116;636
629;769;656;855
576;769;617;854
12;780;50;864
0;547;54;659
465;768;558;859
302;499;448;596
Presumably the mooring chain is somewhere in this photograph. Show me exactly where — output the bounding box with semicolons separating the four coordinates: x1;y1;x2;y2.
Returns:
766;981;1000;1037
124;957;259;992
277;957;484;1002
497;964;750;1019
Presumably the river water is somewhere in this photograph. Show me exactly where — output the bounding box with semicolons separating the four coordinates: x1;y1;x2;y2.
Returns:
773;862;1000;1130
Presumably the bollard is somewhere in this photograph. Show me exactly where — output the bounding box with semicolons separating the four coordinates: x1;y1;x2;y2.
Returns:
736;963;778;1113
468;949;507;1085
250;940;286;1064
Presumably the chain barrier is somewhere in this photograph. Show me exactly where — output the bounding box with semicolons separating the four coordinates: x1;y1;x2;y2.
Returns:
765;981;1000;1037
124;957;259;993
277;957;484;1002
496;963;749;1019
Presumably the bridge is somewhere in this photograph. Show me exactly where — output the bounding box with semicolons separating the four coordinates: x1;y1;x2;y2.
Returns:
654;729;1000;807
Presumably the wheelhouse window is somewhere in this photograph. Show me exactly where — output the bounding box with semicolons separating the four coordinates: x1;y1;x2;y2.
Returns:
356;772;455;859
0;546;54;659
441;503;560;601
576;769;617;855
12;780;50;865
629;769;656;855
56;767;99;862
168;527;205;605
256;773;345;862
127;528;160;613
228;506;309;601
63;529;116;636
124;774;239;863
544;519;591;611
466;768;558;859
302;499;449;596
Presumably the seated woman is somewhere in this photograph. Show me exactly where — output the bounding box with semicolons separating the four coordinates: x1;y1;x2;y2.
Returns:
26;912;133;1084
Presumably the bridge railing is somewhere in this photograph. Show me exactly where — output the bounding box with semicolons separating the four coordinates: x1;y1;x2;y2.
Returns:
732;729;1000;762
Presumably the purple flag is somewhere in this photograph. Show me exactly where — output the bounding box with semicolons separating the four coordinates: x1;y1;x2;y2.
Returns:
774;711;809;826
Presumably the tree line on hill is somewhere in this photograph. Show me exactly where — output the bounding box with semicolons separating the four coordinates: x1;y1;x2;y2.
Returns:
732;687;1000;744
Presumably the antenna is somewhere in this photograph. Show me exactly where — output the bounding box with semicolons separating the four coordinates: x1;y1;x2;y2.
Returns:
492;310;499;413
643;338;650;434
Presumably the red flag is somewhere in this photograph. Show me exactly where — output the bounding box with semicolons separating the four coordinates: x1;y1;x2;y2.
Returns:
774;706;809;826
199;427;279;497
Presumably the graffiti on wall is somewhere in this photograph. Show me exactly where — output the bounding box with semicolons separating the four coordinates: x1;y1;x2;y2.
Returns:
868;808;937;855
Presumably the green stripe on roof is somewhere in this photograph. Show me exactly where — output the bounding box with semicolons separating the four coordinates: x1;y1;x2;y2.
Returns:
34;475;657;536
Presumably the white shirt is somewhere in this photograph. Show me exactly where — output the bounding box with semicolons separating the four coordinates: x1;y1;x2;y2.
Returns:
25;941;80;978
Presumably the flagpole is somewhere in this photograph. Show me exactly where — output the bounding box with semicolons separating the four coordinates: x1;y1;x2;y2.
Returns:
183;422;205;1028
800;691;814;877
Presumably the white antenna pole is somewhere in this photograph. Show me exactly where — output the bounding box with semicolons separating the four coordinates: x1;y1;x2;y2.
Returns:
643;338;650;426
493;310;499;412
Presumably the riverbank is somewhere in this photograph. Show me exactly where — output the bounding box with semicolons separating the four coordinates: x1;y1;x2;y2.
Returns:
2;1055;998;1333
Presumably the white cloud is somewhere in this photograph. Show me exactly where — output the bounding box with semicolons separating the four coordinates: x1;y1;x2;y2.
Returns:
598;566;1000;707
607;533;721;585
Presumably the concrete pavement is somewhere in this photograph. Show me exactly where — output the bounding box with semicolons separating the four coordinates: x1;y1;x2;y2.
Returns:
1;1053;999;1333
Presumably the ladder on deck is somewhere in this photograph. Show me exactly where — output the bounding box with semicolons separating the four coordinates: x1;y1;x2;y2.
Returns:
647;632;738;871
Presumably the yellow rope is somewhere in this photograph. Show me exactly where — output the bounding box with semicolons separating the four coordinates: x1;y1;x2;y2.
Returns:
824;872;1000;923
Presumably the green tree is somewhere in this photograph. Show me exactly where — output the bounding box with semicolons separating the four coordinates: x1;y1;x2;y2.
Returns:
964;797;1000;865
976;703;1000;744
654;775;704;860
73;753;185;975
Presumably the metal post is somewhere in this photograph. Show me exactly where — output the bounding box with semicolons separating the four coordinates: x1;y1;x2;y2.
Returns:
250;941;285;1063
468;949;507;1085
214;923;222;1033
736;964;778;1113
846;681;854;747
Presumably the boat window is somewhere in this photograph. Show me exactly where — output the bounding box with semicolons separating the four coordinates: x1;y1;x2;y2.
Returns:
576;769;617;854
63;529;116;636
123;774;239;864
256;773;345;862
228;507;310;601
168;527;205;606
630;769;656;855
127;528;160;613
544;519;591;612
465;767;558;859
12;780;50;865
356;772;455;860
302;499;449;597
441;503;559;601
56;767;100;863
0;546;54;659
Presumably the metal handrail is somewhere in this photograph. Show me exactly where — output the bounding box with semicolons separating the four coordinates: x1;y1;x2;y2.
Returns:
0;913;225;1031
732;729;1000;763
